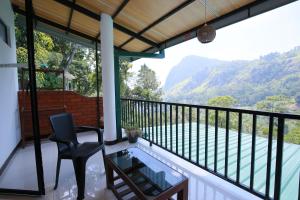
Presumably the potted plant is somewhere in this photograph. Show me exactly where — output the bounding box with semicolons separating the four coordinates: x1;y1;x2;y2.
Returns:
123;123;142;143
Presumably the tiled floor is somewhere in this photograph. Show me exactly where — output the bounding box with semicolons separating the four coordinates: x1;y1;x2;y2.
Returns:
0;132;260;200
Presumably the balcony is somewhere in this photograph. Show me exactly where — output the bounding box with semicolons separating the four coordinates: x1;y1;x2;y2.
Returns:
0;131;265;200
0;94;299;200
1;0;300;199
0;96;299;200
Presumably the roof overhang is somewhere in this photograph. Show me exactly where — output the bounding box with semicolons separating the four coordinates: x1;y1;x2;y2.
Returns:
11;0;297;52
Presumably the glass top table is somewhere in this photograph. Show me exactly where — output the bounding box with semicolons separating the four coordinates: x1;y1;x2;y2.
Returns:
105;147;188;199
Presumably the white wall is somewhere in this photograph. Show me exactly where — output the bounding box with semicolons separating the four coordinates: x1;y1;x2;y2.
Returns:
0;0;21;167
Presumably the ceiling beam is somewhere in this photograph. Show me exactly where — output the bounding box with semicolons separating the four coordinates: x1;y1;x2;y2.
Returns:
113;23;157;47
66;0;76;34
13;4;126;51
119;0;195;48
54;0;157;47
54;0;99;19
14;5;99;42
112;0;129;19
95;0;129;41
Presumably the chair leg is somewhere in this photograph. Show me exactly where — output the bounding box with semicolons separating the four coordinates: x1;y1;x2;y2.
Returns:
54;157;61;190
100;148;106;174
73;158;87;200
102;148;106;169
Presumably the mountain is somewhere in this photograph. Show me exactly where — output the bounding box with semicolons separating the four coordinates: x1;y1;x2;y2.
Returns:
163;46;300;106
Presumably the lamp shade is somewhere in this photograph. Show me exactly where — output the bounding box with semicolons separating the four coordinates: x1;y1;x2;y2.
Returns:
197;24;216;43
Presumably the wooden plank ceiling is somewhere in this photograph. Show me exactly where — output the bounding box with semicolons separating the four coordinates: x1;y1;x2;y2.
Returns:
11;0;255;52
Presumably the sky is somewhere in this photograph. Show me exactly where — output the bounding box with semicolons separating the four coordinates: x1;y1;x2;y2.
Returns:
132;1;300;86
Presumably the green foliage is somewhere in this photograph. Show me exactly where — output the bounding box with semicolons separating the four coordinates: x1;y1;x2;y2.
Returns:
131;64;163;101
123;122;142;137
207;96;237;128
255;95;295;113
208;96;237;107
47;52;63;67
16;47;27;64
120;59;133;97
164;47;300;106
15;14;96;96
69;60;94;96
163;48;300;144
285;123;300;144
123;122;140;130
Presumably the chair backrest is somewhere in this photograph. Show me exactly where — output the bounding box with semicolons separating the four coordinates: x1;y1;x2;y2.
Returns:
49;113;78;146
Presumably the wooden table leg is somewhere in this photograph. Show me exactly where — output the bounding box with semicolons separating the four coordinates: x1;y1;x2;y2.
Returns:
177;180;188;200
105;160;114;189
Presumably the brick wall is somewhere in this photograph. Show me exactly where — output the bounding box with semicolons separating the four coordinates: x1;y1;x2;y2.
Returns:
18;91;103;141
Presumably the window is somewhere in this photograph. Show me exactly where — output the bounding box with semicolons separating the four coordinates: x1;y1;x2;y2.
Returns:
0;18;9;46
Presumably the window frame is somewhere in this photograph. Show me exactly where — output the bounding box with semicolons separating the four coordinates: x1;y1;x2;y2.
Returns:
0;18;9;46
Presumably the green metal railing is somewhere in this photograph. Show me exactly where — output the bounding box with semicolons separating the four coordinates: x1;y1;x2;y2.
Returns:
121;98;300;200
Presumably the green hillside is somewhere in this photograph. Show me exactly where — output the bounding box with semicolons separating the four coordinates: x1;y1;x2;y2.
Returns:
164;46;300;106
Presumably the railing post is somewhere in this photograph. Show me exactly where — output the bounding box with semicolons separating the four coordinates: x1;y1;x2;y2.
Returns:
205;109;208;169
156;102;158;144
144;101;147;138
196;107;200;165
265;116;274;198
189;106;192;160
148;101;150;140
170;104;173;151
225;111;229;178
274;117;285;200
250;114;257;191
214;110;218;172
176;105;179;154
126;100;129;125
136;101;141;127
160;103;162;145
165;104;168;148
150;101;153;147
182;106;185;157
237;112;242;183
151;102;154;143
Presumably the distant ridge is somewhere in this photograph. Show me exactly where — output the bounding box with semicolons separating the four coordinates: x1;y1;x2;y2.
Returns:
163;46;300;105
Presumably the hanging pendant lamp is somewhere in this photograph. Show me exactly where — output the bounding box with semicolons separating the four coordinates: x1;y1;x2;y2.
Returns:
197;0;216;43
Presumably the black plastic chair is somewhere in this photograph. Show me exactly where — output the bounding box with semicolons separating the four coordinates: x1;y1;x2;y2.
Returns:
49;113;106;200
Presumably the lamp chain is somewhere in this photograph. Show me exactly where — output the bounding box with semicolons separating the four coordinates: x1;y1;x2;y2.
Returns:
205;0;207;24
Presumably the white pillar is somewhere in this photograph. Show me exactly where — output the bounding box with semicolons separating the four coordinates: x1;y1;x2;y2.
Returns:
100;13;116;142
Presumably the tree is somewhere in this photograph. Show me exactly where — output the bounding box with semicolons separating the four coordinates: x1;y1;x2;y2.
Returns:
285;123;300;144
255;95;295;113
15;15;54;66
15;14;98;96
120;59;133;97
207;96;237;128
131;64;163;101
208;96;237;107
